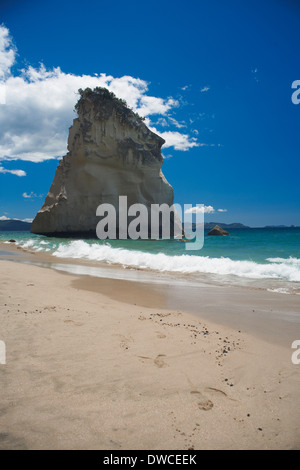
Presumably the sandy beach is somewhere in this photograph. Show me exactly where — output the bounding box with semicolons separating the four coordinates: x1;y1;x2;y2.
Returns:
0;244;300;450
1;0;300;453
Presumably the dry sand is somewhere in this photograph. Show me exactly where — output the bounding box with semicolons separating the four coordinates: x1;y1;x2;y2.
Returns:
0;251;300;449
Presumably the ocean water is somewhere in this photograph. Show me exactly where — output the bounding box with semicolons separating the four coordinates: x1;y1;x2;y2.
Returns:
1;228;300;292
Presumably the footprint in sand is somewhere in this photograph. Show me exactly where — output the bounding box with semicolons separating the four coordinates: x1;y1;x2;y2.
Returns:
197;399;214;411
137;354;168;368
64;319;84;326
156;331;167;339
113;334;133;350
154;354;168;368
190;390;214;411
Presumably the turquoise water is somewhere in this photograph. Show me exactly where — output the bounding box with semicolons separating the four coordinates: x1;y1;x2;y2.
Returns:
1;228;300;286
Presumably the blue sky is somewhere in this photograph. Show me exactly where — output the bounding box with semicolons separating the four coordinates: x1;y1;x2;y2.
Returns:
0;0;299;227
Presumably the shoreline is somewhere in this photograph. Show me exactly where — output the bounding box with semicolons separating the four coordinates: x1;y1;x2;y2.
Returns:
0;241;299;347
1;251;300;448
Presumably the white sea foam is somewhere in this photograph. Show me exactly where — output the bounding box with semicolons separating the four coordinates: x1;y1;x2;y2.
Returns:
16;238;300;283
20;240;35;249
267;288;292;295
267;257;300;266
45;240;300;282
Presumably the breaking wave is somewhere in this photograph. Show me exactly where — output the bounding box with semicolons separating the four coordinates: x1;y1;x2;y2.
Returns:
16;239;300;283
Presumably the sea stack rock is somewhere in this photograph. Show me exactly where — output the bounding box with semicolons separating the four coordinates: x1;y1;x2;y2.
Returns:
207;225;229;236
31;87;179;238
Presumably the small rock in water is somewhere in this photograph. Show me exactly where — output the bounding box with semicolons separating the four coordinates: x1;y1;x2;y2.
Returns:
207;225;229;236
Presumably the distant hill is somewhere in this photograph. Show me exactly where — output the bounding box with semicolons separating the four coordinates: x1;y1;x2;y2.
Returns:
0;219;31;231
264;225;298;228
184;222;250;231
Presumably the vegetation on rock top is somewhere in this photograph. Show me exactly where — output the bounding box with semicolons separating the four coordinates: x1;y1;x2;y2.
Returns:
74;87;145;121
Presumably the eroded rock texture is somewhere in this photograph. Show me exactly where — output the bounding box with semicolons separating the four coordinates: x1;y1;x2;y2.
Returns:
31;88;178;238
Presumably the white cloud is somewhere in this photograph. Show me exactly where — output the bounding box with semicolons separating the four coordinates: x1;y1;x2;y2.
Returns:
137;95;179;116
200;86;210;92
155;117;169;127
217;208;227;212
185;205;215;214
0;215;33;222
152;130;199;151
0;165;26;176
0;25;16;80
151;115;186;130
22;191;43;199
0;25;197;162
168;117;186;129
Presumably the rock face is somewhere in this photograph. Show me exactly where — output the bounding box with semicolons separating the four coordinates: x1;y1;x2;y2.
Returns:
207;225;229;236
31;88;179;238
